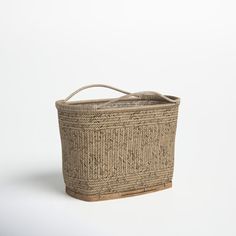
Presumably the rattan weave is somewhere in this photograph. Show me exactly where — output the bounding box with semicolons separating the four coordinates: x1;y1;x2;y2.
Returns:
55;84;180;201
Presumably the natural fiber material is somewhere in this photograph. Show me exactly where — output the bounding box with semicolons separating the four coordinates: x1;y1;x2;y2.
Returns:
55;84;180;201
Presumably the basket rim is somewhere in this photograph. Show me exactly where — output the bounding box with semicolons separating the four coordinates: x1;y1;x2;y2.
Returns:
55;95;180;113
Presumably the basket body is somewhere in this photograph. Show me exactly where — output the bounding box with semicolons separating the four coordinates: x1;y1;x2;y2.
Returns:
56;97;180;201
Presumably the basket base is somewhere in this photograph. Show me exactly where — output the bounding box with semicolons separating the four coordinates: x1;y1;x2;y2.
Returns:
65;181;172;201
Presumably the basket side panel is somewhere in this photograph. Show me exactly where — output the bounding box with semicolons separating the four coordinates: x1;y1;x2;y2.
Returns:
57;105;179;196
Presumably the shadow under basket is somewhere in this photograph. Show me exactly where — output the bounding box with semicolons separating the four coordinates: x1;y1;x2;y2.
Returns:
55;84;180;201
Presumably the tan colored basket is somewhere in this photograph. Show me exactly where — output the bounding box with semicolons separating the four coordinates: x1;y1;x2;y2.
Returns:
55;84;180;201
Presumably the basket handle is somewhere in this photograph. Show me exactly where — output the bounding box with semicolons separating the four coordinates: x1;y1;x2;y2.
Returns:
97;90;177;109
64;84;132;102
64;84;177;108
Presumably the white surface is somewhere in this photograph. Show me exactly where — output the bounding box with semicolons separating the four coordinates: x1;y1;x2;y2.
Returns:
0;0;236;235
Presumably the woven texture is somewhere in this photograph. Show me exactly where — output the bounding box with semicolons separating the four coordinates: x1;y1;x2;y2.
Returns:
55;84;180;201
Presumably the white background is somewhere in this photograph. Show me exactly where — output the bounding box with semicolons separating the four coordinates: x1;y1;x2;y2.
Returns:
0;0;236;235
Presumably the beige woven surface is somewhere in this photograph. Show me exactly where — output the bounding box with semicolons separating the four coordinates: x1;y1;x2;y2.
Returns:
55;84;180;201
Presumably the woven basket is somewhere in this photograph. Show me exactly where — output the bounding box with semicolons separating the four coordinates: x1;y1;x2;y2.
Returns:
55;84;180;201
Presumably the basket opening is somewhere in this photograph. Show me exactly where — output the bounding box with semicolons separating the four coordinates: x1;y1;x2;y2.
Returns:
66;96;178;109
